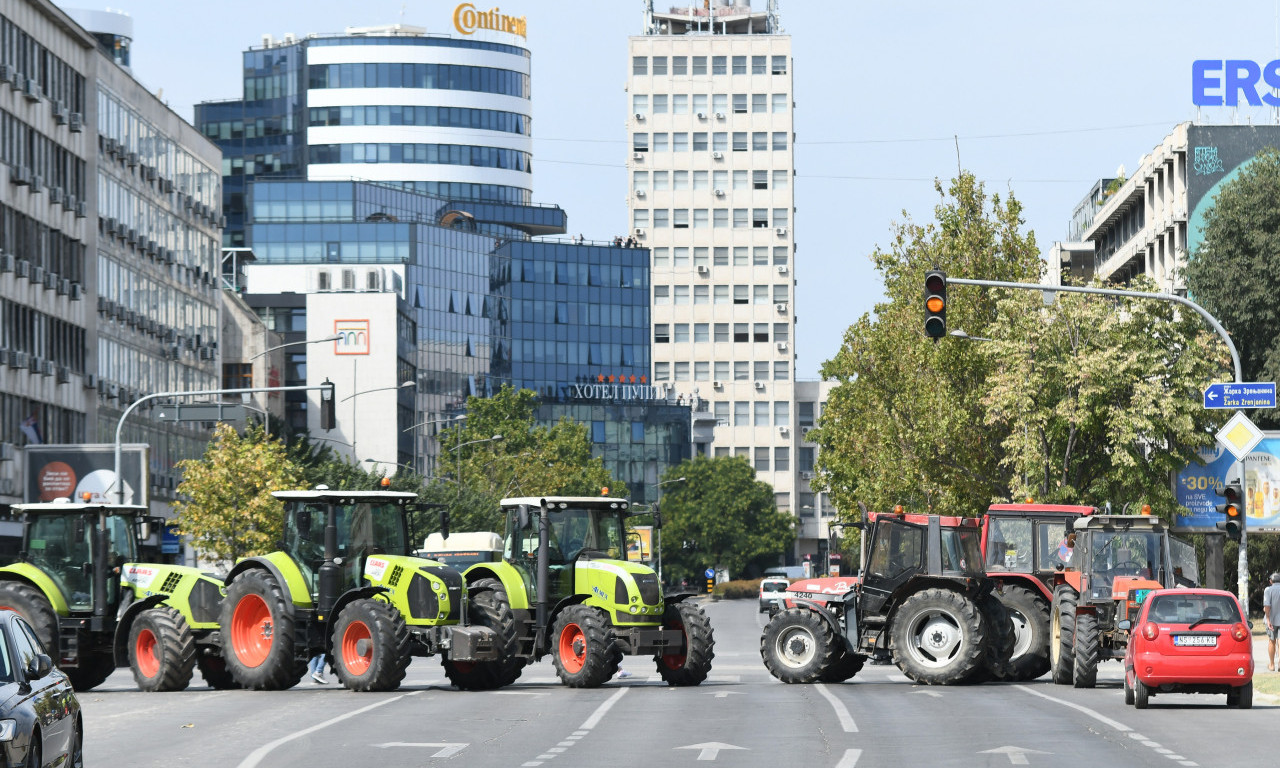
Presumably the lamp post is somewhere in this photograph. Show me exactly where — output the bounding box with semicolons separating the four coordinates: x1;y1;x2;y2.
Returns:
449;435;503;503
340;381;413;462
948;329;993;342
247;334;341;432
653;476;687;586
403;415;467;478
363;457;418;476
248;334;342;362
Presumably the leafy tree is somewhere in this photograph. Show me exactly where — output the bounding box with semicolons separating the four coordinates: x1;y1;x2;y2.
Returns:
1184;146;1280;429
173;423;304;563
816;173;1043;516
656;456;795;583
981;277;1225;512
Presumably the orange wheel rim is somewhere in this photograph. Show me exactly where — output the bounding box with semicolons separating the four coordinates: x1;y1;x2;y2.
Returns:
342;620;373;675
135;628;159;678
231;593;273;667
558;623;586;673
661;618;686;670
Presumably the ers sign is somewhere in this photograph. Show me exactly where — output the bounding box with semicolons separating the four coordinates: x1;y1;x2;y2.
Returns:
1193;60;1280;106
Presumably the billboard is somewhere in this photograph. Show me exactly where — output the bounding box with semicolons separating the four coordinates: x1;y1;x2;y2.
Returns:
628;526;654;562
1175;435;1280;532
22;444;149;505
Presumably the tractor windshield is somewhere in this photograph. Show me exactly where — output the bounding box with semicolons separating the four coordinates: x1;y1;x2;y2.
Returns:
942;527;984;577
506;504;627;566
25;513;136;611
284;501;408;596
984;516;1033;571
1089;530;1166;586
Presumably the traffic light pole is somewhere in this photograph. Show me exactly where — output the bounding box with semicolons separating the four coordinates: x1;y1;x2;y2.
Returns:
109;380;336;505
944;276;1248;602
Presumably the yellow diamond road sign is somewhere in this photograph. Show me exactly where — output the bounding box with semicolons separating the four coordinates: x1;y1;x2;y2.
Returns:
1216;411;1264;461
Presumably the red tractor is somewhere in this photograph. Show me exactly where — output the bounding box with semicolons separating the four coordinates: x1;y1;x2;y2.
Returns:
978;503;1096;681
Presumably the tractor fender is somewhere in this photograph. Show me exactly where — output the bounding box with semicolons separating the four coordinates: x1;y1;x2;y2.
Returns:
323;586;388;655
547;593;590;629
663;592;697;604
0;564;70;614
788;597;846;643
989;573;1054;602
224;556;301;613
463;563;530;611
113;594;167;666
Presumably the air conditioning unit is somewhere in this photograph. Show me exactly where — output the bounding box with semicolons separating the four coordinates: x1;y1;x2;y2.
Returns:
711;151;723;160
776;341;788;352
776;227;788;236
9;166;30;186
714;112;725;119
633;228;646;237
52;100;67;124
70;282;82;301
127;151;139;167
779;426;790;437
63;193;76;211
56;365;69;384
0;64;13;84
0;479;13;495
754;381;766;390
43;270;56;290
635;189;646;197
800;470;814;480
48;187;62;205
775;303;788;313
22;77;40;101
0;443;13;461
40;359;54;376
0;253;12;272
12;352;28;369
58;278;69;296
145;165;157;181
696;112;707;119
97;379;107;396
199;347;215;361
777;265;788;274
68;112;82;132
74;200;86;218
635;113;645;121
696;265;709;275
633;152;645;161
714;189;724;197
0;350;7;367
84;373;97;389
15;260;29;279
127;228;137;244
29;173;43;192
712;380;723;389
31;266;44;283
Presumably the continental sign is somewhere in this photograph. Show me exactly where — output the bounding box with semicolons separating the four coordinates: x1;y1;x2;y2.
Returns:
453;4;527;39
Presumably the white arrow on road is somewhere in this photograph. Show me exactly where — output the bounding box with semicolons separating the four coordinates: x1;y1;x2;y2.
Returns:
701;691;743;699
913;690;942;698
979;746;1050;765
677;742;748;761
373;743;467;758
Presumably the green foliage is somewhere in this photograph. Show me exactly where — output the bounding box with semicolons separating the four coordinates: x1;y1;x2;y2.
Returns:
173;423;305;562
656;455;795;583
817;173;1043;517
1185;146;1280;428
713;579;759;599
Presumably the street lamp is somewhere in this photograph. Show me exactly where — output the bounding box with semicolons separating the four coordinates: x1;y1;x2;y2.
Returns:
341;380;414;460
248;333;341;361
404;414;468;479
948;329;993;342
652;476;687;586
449;435;504;502
363;458;418;475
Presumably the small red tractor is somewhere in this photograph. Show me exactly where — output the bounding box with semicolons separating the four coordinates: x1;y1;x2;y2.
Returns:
760;508;1013;685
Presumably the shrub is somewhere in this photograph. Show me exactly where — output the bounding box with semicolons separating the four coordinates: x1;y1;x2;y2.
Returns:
713;579;761;600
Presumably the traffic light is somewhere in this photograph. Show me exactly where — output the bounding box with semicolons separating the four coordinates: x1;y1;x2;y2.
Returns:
319;379;335;430
924;270;947;339
1215;479;1244;542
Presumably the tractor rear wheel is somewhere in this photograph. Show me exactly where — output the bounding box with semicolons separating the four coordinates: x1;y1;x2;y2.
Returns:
0;581;60;660
655;601;715;686
196;654;241;689
219;569;304;690
996;585;1051;681
970;593;1016;682
332;598;411;692
66;651;116;691
128;607;196;692
551;605;617;688
1071;611;1099;688
443;579;524;690
1049;586;1077;685
819;651;865;683
761;607;841;684
890;588;986;685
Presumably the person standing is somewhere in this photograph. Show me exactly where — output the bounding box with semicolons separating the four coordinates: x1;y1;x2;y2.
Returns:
309;652;328;684
1265;572;1280;671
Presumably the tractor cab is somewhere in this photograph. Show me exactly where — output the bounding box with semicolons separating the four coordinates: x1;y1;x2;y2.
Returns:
274;489;416;601
15;499;145;614
502;496;632;603
858;511;984;618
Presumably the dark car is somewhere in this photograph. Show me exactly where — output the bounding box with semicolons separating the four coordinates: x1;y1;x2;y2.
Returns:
0;609;82;767
1122;588;1253;709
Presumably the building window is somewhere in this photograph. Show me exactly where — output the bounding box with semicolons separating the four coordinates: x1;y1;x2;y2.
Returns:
713;94;728;114
776;492;790;511
717;447;731;458
652;247;669;268
675;362;690;381
774;246;788;266
732;55;747;75
593;421;607;442
652;56;668;75
694;285;709;304
713;132;728;151
754;361;768;380
754;247;770;266
655;362;670;380
755;401;769;426
733;285;748;305
755;447;770;471
693;170;708;190
713;209;728;228
653;94;668;113
754;323;770;342
799;447;815;472
733;93;748;113
733;209;748;228
775;446;790;472
733;247;749;266
694;247;710;267
774;208;789;227
673;132;689;152
654;209;669;228
774;322;790;342
774;360;789;380
673;248;690;268
772;55;787;75
773;132;788;150
693;209;709;228
673;170;689;189
653;133;669;152
752;55;767;75
633;209;649;227
733;132;748;151
674;323;690;342
632;421;646;442
799;493;815;518
672;56;688;75
775;401;790;426
673;94;688;114
715;360;730;379
734;170;749;190
634;170;649;191
753;132;768;151
734;323;749;342
674;285;690;304
773;284;789;303
654;285;670;304
694;94;708;113
753;170;768;190
772;93;787;113
632;56;647;75
773;169;789;189
712;55;727;75
714;170;728;189
715;323;730;343
693;132;708;151
714;285;730;304
754;285;769;304
714;401;729;425
734;401;749;425
692;56;707;75
798;400;815;427
694;322;709;342
734;361;749;380
714;247;729;266
655;324;670;343
632;95;648;115
633;133;649;152
694;361;709;380
752;93;767;113
753;209;769;228
673;209;689;228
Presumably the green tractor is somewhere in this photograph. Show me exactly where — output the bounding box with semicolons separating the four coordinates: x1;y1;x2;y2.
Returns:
462;495;715;688
217;486;510;692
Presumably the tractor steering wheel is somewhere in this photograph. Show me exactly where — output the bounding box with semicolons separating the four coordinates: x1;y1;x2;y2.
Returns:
1107;560;1145;576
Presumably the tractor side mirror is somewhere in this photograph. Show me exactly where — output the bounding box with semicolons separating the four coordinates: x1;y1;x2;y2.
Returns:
440;508;450;541
137;518;152;541
517;504;531;530
1117;619;1131;631
297;509;312;538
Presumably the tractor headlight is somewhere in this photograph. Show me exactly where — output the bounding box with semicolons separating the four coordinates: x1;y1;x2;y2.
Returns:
629;605;639;614
0;719;15;741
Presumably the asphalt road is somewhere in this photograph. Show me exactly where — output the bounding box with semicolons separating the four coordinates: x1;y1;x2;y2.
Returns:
79;599;1271;767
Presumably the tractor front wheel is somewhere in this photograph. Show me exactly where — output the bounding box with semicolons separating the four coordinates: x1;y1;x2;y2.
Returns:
551;605;617;688
997;585;1051;681
442;579;524;690
0;581;60;660
219;570;304;690
128;607;196;692
969;593;1015;683
820;651;865;683
332;598;411;692
890;588;986;685
1072;612;1099;689
1049;586;1077;685
760;607;840;684
655;601;715;686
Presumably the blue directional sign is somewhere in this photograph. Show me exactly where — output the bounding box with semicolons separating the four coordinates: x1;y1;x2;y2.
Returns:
704;568;715;579
1203;382;1276;410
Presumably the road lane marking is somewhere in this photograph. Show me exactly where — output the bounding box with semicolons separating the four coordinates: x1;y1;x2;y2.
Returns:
373;743;466;757
676;742;747;761
834;748;862;768
236;691;420;768
523;688;630;766
1015;686;1199;767
580;687;628;729
814;683;857;732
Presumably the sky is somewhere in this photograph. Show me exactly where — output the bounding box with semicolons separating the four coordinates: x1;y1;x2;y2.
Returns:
65;0;1280;379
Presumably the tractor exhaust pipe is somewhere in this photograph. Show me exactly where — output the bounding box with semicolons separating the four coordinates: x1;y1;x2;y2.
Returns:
535;500;550;654
92;507;108;631
317;503;340;619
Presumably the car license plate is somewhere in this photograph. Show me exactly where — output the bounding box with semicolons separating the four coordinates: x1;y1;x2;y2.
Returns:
1173;635;1216;647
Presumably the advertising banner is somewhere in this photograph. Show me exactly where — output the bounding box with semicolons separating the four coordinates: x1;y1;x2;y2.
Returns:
628;526;653;562
22;444;149;505
1175;435;1280;532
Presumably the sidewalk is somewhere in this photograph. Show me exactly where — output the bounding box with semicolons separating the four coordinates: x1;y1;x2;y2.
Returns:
1250;632;1280;704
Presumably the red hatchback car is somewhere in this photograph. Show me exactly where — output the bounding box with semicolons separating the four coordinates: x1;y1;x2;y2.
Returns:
1123;588;1253;709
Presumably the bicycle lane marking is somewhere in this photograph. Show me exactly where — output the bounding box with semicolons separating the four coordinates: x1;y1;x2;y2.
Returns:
235;691;421;768
1013;685;1198;767
522;687;629;767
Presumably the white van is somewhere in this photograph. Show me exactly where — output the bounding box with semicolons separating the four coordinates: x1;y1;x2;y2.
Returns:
759;577;791;613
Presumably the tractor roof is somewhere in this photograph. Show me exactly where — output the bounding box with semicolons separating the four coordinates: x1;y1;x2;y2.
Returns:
500;496;629;509
1072;514;1163;530
869;511;979;528
272;490;417;502
11;501;148;514
987;504;1096;516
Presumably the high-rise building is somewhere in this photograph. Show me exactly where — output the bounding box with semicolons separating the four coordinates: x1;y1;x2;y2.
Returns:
195;23;533;247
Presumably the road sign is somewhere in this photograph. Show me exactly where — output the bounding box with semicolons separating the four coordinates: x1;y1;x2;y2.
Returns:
704;567;715;579
1203;382;1276;409
1215;411;1265;461
156;403;246;423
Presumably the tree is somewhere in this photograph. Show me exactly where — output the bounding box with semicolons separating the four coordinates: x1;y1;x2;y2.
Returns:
981;277;1224;510
656;456;795;583
816;173;1043;516
173;423;305;564
1184;146;1280;429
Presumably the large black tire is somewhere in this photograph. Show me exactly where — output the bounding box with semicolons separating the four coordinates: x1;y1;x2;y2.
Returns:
972;593;1016;682
551;605;617;688
1049;586;1077;685
128;607;196;692
760;607;841;684
196;654;242;690
996;585;1051;681
1071;611;1099;689
820;651;865;683
65;651;116;691
332;598;411;692
219;569;304;690
0;581;61;659
654;601;715;686
890;588;986;685
443;579;524;690
1228;682;1253;709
